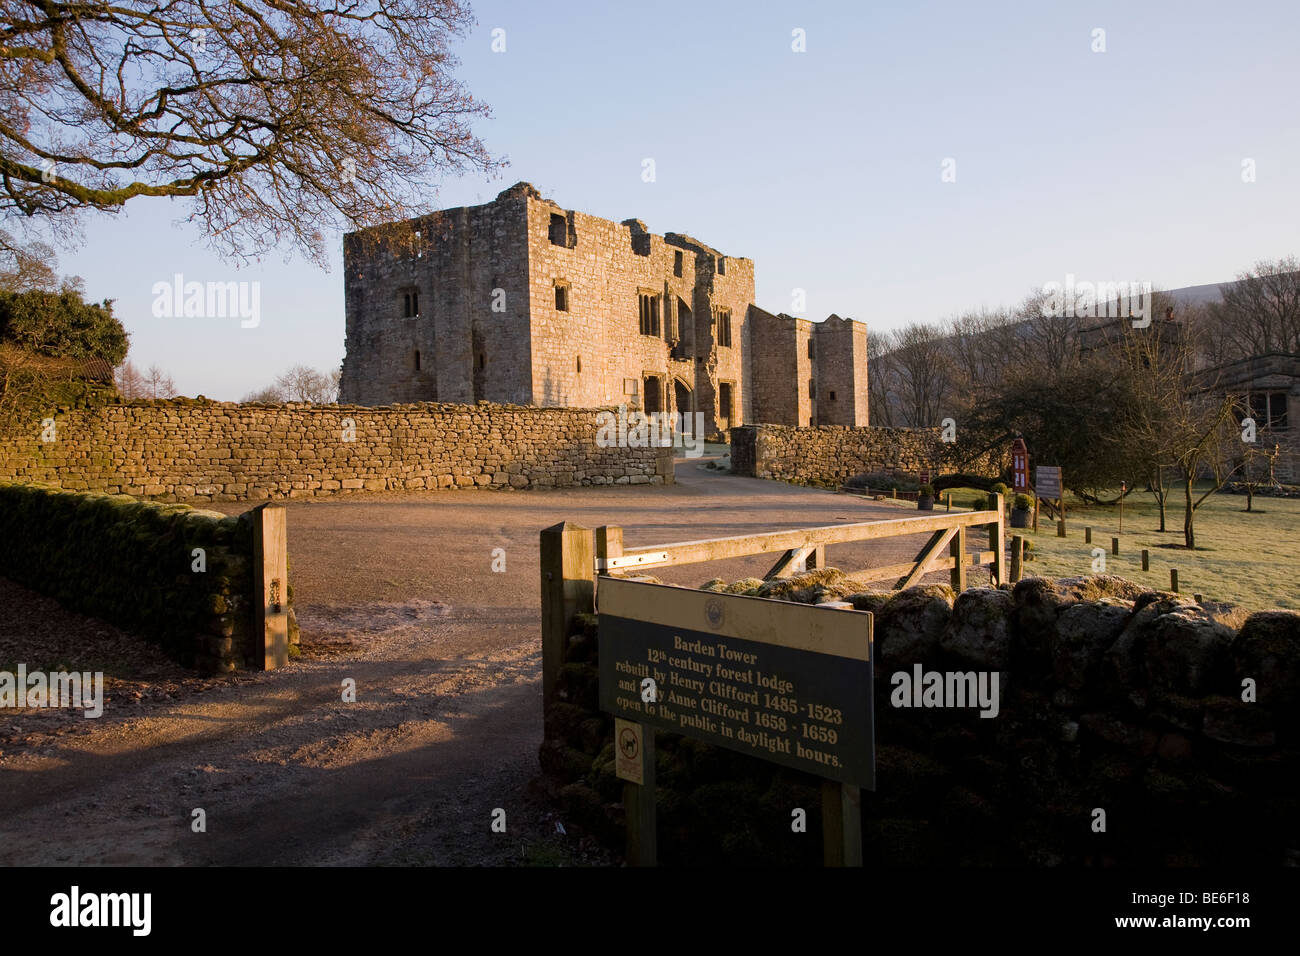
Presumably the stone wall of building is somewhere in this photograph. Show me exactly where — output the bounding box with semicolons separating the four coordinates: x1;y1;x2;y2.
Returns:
520;193;755;436
0;399;675;501
747;306;804;426
814;315;869;427
340;187;534;406
340;182;870;438
731;423;948;484
540;572;1300;865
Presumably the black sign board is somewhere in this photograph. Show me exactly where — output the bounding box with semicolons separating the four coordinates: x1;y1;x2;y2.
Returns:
598;578;875;789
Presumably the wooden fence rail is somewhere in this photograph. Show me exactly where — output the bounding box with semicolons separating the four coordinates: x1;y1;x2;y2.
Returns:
595;494;1007;593
541;497;1011;736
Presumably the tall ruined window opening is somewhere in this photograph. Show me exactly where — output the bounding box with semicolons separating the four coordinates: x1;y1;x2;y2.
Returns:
639;293;661;336
674;250;683;277
715;308;732;348
554;281;569;312
718;382;733;428
401;289;419;318
643;375;662;414
414;350;421;371
717;256;726;275
549;213;567;246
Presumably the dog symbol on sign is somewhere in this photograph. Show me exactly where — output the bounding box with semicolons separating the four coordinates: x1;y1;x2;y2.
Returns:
619;727;639;760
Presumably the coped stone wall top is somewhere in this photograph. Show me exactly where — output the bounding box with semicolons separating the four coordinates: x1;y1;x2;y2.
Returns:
58;398;625;415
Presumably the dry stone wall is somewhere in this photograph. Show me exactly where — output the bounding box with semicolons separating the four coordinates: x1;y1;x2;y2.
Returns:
731;423;951;485
540;571;1300;866
0;483;280;672
0;399;675;502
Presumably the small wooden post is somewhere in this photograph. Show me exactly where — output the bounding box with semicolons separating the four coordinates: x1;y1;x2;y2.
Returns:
988;494;1005;586
540;522;595;735
1010;535;1024;583
822;780;862;867
1170;569;1179;592
945;492;951;512
950;525;967;592
1084;527;1092;544
1033;497;1039;533
1112;537;1120;556
1142;549;1150;571
625;730;657;866
596;525;624;566
252;503;288;671
806;544;827;570
1057;519;1066;538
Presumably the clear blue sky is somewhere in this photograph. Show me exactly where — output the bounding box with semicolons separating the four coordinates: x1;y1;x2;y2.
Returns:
56;0;1300;400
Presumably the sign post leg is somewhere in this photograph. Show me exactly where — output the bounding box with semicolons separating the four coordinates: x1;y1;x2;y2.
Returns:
625;730;656;867
822;780;862;867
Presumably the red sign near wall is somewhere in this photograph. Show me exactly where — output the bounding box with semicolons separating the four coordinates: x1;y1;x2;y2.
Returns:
1011;438;1029;492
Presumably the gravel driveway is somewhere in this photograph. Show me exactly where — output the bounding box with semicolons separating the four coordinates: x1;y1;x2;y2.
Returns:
0;461;984;865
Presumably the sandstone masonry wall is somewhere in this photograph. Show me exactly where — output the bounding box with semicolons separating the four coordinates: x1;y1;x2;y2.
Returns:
731;423;949;484
0;400;675;501
541;572;1300;866
0;483;279;671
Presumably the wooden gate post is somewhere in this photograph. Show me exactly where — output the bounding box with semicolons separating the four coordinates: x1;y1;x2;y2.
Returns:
988;493;1005;586
949;525;967;592
596;525;659;866
540;522;594;736
252;503;289;671
595;525;624;567
822;780;863;867
1010;535;1024;583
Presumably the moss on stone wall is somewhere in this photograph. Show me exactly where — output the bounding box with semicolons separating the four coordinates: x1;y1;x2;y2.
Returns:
541;570;1300;866
0;481;268;671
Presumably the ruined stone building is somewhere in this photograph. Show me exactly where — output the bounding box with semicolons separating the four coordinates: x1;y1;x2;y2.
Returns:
340;183;868;436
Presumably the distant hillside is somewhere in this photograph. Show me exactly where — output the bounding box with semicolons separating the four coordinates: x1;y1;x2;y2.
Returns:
1165;281;1233;308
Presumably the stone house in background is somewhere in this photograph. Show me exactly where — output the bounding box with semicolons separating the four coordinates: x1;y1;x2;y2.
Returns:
1200;353;1299;483
339;183;868;437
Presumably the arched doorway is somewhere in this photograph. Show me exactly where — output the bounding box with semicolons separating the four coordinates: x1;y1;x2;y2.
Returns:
673;379;693;435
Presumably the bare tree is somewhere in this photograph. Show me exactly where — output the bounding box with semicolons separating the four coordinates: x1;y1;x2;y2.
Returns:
890;322;954;427
114;360;145;398
1114;310;1241;548
867;331;900;427
1206;256;1300;360
0;1;501;263
273;365;334;403
0;230;60;293
142;364;177;399
242;385;286;403
1234;442;1281;513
